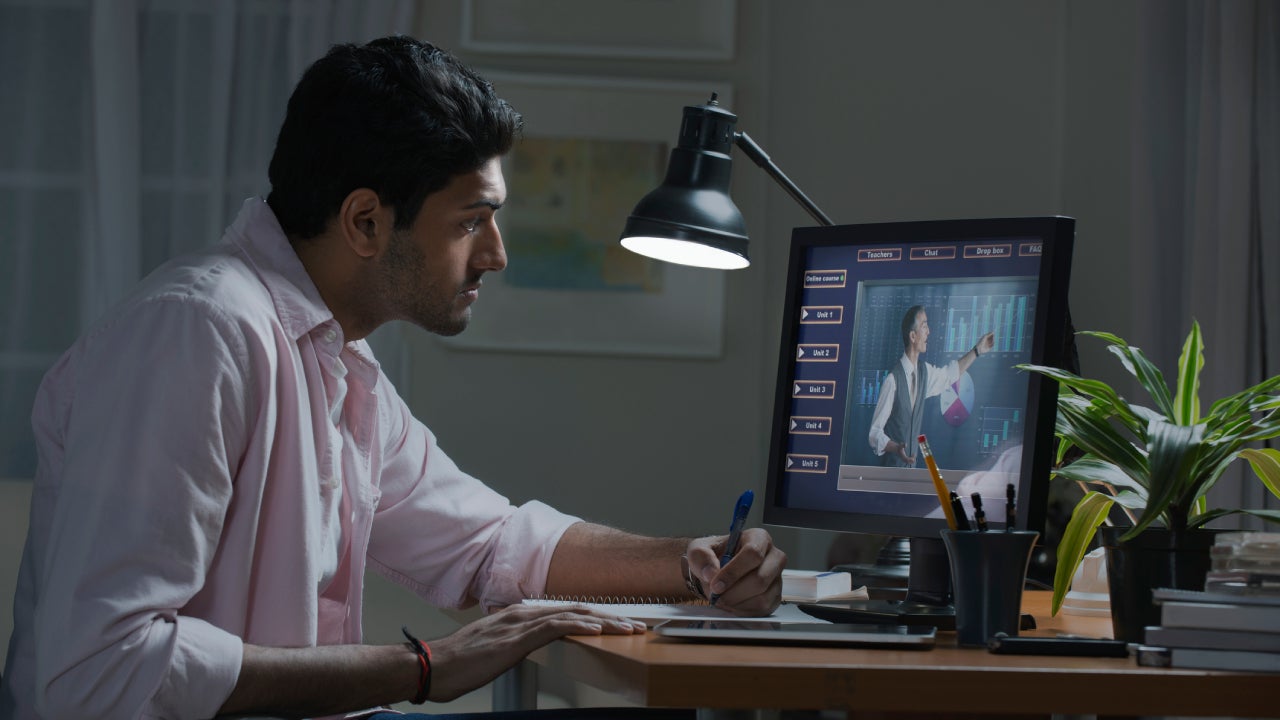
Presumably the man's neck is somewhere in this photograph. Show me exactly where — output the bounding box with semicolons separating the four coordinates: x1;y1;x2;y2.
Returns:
291;236;377;342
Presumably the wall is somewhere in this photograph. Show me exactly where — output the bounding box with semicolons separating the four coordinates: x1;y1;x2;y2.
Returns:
0;0;1145;705
405;1;778;544
362;8;1144;707
395;0;1140;572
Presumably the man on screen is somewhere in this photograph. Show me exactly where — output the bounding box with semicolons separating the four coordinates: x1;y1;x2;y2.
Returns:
868;305;995;467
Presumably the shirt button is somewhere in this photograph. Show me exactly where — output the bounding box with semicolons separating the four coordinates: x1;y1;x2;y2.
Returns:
324;329;338;343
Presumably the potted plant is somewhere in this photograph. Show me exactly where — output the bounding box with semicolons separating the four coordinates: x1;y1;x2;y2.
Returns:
1018;320;1280;641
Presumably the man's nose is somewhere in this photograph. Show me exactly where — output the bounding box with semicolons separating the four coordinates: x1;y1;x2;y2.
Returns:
478;221;507;272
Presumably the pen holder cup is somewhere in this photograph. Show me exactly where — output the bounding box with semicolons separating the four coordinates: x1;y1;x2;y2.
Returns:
941;529;1040;647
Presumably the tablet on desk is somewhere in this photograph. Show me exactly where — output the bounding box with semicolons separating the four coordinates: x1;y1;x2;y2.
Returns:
654;620;936;648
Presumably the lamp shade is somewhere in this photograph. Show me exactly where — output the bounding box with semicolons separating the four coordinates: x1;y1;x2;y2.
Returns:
619;97;751;270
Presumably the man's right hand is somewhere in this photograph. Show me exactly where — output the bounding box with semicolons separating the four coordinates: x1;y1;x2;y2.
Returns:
427;603;646;701
886;440;916;466
220;604;643;716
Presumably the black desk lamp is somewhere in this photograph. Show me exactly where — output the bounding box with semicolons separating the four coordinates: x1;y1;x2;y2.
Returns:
619;94;834;270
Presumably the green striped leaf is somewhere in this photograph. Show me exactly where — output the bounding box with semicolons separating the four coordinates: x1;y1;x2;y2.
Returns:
1132;420;1204;534
1016;363;1138;428
1078;330;1128;346
1240;509;1280;524
1191;507;1280;528
1112;490;1148;511
1054;457;1150;496
1052;491;1114;615
1054;400;1149;481
1173;321;1203;424
1105;344;1174;419
1206;374;1280;420
1240;448;1280;501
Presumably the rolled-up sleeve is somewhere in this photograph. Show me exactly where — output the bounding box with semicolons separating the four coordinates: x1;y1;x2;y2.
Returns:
925;359;961;398
367;388;580;610
31;297;250;719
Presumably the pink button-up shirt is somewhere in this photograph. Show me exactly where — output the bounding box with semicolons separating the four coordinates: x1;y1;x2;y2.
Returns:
0;198;579;720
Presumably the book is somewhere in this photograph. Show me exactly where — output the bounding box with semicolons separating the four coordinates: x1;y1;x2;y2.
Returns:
781;570;866;602
1205;532;1280;593
521;598;824;625
1152;587;1280;607
1144;625;1280;653
1167;646;1280;673
1204;570;1280;594
1159;600;1280;633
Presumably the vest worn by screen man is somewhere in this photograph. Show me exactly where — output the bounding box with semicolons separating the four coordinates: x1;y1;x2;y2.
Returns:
883;361;927;467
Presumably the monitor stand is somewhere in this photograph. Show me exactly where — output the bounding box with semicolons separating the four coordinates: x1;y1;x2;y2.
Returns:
805;536;1036;631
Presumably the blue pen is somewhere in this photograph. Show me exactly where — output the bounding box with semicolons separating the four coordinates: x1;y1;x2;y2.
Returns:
710;490;754;605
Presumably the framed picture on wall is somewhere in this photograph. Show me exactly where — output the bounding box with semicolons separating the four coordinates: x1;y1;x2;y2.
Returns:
439;73;732;358
460;0;736;60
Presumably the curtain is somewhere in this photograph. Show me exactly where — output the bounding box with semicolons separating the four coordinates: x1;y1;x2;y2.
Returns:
0;0;416;478
1130;0;1280;527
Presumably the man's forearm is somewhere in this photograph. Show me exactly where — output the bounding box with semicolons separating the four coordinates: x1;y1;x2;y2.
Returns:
219;642;419;718
545;523;692;600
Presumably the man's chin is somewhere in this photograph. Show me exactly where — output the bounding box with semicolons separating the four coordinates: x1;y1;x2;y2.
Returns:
418;312;470;337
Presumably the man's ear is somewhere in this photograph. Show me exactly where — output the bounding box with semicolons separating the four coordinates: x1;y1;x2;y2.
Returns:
337;188;391;259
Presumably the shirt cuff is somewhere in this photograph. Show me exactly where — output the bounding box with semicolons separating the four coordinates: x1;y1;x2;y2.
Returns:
485;501;581;607
871;435;888;455
146;615;244;720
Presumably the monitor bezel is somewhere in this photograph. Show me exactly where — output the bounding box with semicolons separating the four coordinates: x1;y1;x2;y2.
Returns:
762;216;1074;540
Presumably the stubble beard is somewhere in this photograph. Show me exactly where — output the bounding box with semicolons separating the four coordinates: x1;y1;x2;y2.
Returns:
381;230;471;337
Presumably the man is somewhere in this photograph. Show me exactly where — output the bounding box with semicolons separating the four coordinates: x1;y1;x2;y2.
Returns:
867;305;995;467
0;37;784;720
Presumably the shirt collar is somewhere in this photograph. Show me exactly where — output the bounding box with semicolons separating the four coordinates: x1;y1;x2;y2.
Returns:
226;198;337;342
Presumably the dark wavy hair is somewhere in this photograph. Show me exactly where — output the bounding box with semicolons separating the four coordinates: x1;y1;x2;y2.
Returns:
267;36;522;240
901;305;926;349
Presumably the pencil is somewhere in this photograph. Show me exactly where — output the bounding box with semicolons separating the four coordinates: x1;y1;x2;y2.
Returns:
918;434;958;530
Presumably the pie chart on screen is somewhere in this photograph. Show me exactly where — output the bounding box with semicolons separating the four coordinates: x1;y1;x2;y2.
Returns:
940;372;975;426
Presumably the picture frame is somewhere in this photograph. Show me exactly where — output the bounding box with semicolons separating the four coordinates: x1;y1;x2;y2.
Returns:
459;0;736;60
440;73;733;358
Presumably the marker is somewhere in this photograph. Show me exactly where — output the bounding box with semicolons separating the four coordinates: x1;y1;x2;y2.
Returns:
1006;483;1017;531
971;492;988;532
710;490;754;605
917;435;958;530
949;491;971;531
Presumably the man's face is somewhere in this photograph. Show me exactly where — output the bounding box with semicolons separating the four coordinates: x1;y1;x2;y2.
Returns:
376;157;507;336
911;311;930;353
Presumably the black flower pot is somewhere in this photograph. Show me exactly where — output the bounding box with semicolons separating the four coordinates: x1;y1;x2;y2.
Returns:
1099;527;1220;642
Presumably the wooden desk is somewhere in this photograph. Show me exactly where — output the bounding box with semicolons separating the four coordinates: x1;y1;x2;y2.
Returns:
524;593;1272;718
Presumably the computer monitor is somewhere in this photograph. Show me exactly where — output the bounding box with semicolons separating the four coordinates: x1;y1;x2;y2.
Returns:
762;217;1074;625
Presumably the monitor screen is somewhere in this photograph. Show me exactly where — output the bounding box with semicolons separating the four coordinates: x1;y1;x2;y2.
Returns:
763;217;1073;569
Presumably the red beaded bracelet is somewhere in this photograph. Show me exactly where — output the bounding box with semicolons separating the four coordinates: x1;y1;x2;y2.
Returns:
401;625;433;704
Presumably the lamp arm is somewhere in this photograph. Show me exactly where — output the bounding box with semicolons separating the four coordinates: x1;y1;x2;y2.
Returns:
734;131;834;227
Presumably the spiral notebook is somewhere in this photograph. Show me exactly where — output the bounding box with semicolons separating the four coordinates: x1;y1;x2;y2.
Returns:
522;597;823;625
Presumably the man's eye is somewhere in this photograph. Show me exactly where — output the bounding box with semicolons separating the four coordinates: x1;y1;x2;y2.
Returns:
462;218;481;233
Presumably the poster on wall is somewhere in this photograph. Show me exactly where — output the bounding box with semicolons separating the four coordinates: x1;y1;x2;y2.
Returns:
440;73;732;358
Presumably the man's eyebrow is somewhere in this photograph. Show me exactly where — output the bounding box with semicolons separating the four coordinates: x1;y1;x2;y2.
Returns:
462;199;504;211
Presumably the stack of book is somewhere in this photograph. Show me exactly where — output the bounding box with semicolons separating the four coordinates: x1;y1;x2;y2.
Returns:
1143;532;1280;672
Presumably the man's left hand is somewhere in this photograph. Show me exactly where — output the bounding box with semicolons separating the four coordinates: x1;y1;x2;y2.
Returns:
685;529;785;616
